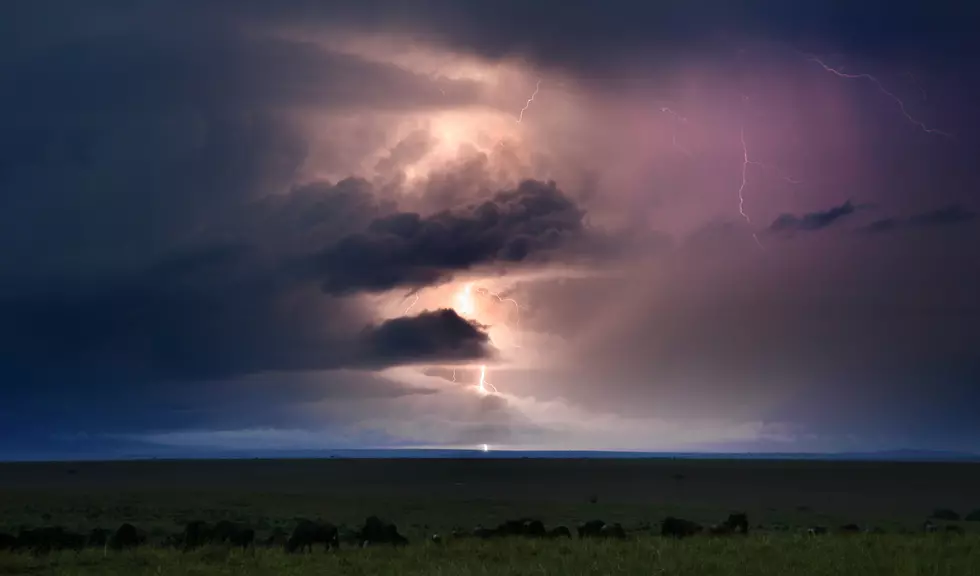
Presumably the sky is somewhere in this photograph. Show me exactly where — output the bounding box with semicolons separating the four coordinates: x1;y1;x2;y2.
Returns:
1;0;978;459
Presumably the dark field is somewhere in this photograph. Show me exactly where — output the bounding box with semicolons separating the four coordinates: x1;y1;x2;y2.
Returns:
1;458;979;574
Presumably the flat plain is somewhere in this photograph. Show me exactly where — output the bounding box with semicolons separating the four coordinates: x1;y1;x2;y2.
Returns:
1;458;979;574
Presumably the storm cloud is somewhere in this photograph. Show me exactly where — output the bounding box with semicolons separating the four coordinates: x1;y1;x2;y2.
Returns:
861;203;978;234
0;268;492;387
2;0;979;458
313;180;587;294
769;201;857;233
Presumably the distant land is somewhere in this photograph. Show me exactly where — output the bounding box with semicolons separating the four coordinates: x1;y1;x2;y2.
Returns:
3;448;979;463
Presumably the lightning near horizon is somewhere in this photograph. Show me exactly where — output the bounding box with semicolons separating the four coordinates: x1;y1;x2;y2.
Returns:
804;54;953;138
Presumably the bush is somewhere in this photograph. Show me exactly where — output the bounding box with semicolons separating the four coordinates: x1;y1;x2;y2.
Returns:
964;509;980;522
931;508;960;521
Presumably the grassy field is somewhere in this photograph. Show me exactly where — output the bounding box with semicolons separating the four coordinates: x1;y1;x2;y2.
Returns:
1;458;979;574
1;535;979;576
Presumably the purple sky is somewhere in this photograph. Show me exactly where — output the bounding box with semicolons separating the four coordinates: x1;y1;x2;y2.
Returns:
1;0;978;458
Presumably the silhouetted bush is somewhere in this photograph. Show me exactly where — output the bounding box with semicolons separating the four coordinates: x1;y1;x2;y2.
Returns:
931;508;959;521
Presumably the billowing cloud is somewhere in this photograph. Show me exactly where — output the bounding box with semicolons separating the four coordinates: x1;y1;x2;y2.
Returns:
359;309;494;367
0;269;491;387
313;180;587;294
769;201;856;233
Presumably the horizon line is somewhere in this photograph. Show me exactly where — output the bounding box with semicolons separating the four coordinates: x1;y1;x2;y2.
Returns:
3;447;979;465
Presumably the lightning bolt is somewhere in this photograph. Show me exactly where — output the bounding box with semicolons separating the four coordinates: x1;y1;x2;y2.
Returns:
403;293;420;314
737;126;753;225
804;54;952;138
659;95;799;249
450;282;522;396
474;286;523;348
659;107;692;157
735;92;807;249
737;125;764;249
517;79;542;124
477;364;499;395
474;287;522;312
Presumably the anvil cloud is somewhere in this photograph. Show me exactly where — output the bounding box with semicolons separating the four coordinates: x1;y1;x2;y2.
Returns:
1;0;978;458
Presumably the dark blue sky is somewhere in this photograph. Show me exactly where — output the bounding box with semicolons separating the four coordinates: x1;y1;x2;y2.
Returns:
1;0;978;459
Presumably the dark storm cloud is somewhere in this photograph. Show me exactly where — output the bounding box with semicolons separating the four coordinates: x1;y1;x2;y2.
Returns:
312;180;587;295
205;0;977;74
768;201;857;233
861;218;901;234
360;309;494;367
1;18;478;117
217;178;397;256
0;253;492;388
909;204;978;227
0;11;482;290
9;1;973;97
3;0;980;456
860;203;978;234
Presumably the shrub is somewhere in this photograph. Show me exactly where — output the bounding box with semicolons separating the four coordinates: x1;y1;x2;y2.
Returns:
931;508;959;521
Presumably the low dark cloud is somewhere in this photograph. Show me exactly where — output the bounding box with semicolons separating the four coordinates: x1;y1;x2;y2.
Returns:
861;203;977;234
0;256;492;386
861;218;900;234
0;17;484;291
909;204;978;227
769;201;856;233
313;180;586;295
359;309;494;367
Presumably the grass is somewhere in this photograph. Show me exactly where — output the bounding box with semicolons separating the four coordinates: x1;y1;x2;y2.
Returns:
1;535;978;575
2;458;979;573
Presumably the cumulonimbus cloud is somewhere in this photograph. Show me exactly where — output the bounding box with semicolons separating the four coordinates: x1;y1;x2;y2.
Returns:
4;0;980;457
312;179;588;294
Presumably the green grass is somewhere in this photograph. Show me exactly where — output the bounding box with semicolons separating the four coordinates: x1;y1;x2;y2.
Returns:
2;458;979;574
2;535;978;575
3;458;980;538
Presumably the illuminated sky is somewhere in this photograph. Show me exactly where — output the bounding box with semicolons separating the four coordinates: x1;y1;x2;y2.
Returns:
1;1;978;458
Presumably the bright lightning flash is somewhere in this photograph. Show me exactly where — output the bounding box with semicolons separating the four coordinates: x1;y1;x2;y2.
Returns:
517;79;542;124
477;364;499;395
403;293;420;314
474;286;523;348
454;283;477;316
804;55;952;138
453;282;507;396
